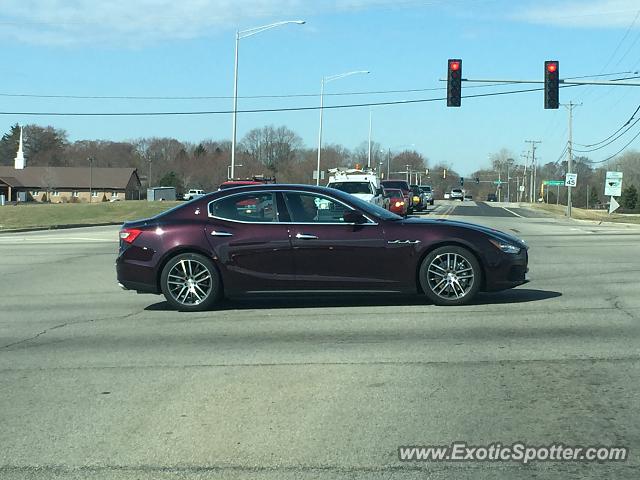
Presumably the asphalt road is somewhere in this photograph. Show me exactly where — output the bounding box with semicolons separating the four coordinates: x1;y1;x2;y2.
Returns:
1;203;640;479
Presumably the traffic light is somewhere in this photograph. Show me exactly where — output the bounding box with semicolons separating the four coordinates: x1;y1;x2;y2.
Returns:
544;60;559;109
447;59;462;107
475;177;480;184
460;177;464;186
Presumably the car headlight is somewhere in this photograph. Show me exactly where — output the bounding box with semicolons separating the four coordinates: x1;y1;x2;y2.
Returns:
489;238;521;254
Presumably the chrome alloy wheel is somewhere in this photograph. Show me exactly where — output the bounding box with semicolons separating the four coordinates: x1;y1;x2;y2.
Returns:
426;252;475;300
166;259;213;306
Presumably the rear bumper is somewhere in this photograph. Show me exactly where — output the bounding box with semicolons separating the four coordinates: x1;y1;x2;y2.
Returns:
116;253;160;294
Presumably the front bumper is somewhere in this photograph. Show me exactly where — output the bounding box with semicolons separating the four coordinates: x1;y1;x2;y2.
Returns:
483;248;529;292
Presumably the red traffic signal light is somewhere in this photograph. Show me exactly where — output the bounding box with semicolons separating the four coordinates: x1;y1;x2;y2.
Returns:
544;60;559;109
447;59;462;107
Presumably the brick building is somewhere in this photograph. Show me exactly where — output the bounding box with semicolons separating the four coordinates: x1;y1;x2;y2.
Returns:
0;166;141;203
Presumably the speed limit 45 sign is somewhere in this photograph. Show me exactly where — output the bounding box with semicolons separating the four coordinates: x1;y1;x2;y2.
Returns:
565;173;577;187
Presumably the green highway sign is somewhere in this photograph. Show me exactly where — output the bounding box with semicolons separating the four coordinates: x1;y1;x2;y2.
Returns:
544;180;564;186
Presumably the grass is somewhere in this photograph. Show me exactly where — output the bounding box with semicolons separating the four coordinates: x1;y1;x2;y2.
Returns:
0;201;182;231
530;203;640;225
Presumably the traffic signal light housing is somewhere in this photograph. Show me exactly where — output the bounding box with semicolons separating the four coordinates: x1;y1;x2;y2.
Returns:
544;61;559;109
475;177;480;184
447;59;462;107
460;177;464;186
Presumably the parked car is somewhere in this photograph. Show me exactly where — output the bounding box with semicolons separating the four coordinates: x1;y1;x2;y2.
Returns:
382;187;408;216
381;180;412;213
450;188;464;201
419;185;434;206
486;193;498;202
183;189;205;201
117;184;529;311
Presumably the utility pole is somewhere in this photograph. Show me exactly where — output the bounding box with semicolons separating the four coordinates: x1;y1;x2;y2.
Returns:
520;152;529;202
88;156;94;203
562;101;581;218
525;141;541;203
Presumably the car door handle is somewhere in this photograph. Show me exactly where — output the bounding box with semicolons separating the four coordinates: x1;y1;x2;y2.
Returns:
211;231;233;237
295;233;318;240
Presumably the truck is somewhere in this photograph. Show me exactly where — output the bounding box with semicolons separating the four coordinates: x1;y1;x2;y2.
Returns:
326;168;384;207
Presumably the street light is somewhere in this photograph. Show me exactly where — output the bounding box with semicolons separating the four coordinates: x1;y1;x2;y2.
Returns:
316;70;370;185
230;20;305;180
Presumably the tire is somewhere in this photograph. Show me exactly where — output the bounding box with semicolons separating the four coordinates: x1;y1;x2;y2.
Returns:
160;253;222;312
419;246;482;306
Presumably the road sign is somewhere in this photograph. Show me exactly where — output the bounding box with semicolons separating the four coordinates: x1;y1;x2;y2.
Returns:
519;185;525;192
493;180;503;185
313;170;325;181
544;180;564;186
609;196;620;214
565;173;577;187
605;171;623;197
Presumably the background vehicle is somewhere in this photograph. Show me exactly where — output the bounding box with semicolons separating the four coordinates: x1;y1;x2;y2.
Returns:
219;176;276;190
450;188;464;201
382;187;408;216
183;189;205;201
381;180;412;213
487;193;498;202
419;185;434;206
117;184;529;311
410;185;426;211
327;168;384;207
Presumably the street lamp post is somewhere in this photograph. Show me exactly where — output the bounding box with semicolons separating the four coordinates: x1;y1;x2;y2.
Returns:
230;20;305;180
316;70;370;185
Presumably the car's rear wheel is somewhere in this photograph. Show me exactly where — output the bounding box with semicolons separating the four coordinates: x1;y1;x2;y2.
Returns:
161;253;221;311
419;246;481;306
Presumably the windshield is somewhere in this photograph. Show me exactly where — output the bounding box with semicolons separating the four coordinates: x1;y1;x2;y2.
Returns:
327;182;374;195
420;186;432;193
382;181;409;191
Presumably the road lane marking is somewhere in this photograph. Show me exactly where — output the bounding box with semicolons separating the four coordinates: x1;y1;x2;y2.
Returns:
502;207;523;218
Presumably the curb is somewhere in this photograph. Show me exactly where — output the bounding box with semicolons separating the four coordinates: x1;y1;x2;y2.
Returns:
0;222;122;234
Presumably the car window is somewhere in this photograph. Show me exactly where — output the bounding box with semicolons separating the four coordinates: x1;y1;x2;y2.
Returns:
283;192;352;223
209;192;277;222
327;182;374;195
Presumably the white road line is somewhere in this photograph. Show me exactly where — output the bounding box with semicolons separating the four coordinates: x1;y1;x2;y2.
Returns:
502;207;523;218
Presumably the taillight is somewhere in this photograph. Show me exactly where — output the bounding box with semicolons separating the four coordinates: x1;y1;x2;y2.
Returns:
395;201;405;207
119;228;142;244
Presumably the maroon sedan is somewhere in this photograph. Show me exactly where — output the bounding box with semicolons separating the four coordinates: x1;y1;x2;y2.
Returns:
117;185;528;311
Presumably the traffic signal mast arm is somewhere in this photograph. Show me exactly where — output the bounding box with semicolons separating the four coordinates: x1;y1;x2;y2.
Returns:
442;78;640;86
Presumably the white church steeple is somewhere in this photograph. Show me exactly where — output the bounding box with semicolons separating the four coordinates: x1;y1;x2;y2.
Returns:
14;126;25;170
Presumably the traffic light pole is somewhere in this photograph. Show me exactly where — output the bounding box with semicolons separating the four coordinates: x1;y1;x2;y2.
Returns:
525;140;541;203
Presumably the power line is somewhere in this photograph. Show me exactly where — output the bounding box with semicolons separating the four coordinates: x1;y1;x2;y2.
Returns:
0;85;580;117
0;72;627;101
584;127;640;164
573;113;640;153
0;82;537;101
0;84;584;116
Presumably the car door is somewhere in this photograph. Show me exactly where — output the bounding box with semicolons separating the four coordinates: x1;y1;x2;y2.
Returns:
280;190;400;291
205;191;294;293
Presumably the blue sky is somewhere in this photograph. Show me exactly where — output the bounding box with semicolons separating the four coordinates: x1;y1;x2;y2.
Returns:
1;0;640;175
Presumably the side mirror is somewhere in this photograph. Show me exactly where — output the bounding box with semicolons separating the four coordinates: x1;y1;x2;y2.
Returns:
343;210;368;224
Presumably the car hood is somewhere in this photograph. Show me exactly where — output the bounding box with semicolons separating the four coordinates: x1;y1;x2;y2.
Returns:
352;193;374;201
399;217;527;248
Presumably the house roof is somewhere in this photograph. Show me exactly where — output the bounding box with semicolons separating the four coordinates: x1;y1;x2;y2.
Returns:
0;167;140;189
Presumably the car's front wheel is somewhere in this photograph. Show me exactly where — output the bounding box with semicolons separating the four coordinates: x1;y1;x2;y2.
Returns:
419;246;481;306
160;253;221;311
